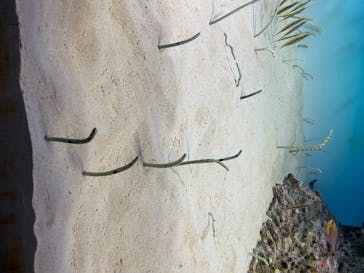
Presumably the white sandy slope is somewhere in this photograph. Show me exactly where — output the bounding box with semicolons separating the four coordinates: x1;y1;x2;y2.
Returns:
17;0;305;272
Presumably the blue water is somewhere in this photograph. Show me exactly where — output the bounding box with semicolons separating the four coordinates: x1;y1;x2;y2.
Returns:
301;0;364;226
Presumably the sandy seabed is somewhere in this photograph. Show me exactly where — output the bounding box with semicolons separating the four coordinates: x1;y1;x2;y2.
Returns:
17;0;305;272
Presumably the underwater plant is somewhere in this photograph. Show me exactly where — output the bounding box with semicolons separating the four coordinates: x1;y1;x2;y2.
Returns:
158;32;200;49
240;89;263;100
82;156;139;177
277;129;333;153
201;212;216;240
143;154;187;168
209;0;260;25
254;47;275;57
144;150;242;171
44;128;97;144
224;32;242;87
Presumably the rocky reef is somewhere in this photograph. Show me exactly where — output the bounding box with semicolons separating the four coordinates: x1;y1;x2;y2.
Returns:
248;174;363;273
341;224;364;273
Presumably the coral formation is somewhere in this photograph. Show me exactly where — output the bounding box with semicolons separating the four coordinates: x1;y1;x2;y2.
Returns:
341;225;364;273
248;174;347;273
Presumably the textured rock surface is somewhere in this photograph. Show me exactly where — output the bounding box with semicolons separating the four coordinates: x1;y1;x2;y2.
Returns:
248;174;362;273
341;225;364;273
16;0;305;272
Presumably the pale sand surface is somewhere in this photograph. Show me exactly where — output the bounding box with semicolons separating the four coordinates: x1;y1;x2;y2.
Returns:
17;0;305;272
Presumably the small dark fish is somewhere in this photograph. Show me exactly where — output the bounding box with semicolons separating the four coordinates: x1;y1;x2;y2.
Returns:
291;0;312;13
276;18;306;35
276;33;299;42
281;20;309;37
276;31;314;42
281;32;312;48
281;6;307;20
292;64;304;73
279;0;290;7
278;1;299;15
301;22;322;34
303;117;315;125
302;72;314;80
331;96;358;117
309;179;317;189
